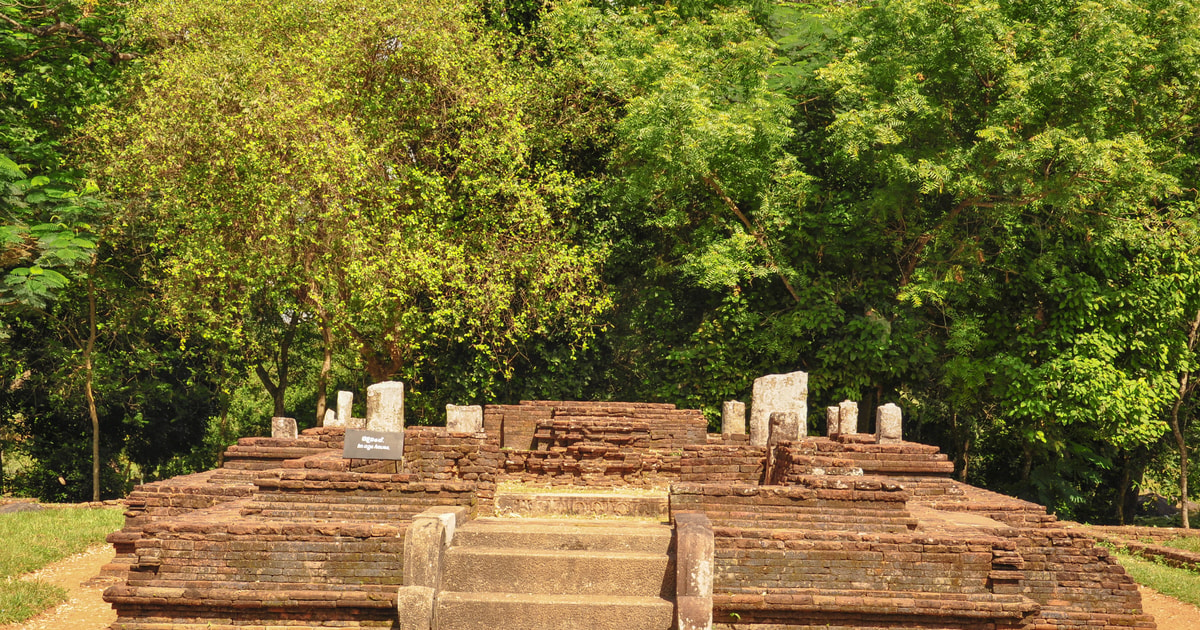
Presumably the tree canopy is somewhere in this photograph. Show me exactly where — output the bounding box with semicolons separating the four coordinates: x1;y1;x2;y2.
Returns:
0;0;1197;523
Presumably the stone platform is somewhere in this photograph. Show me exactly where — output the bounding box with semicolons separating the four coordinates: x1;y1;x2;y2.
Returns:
100;399;1156;630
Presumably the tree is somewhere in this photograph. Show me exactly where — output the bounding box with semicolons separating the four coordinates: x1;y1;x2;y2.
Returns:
1;0;140;499
86;0;609;418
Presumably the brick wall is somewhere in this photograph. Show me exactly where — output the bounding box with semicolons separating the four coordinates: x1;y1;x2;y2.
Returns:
484;401;708;452
500;447;682;487
711;528;1000;595
105;511;403;629
242;469;480;521
679;445;766;484
801;438;956;476
220;428;345;471
918;484;1058;528
670;480;916;533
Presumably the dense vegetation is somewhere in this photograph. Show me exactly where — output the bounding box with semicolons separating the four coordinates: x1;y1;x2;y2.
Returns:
1;0;1197;525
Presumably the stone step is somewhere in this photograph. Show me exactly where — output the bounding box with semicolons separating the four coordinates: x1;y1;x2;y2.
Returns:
493;490;668;518
453;518;673;554
442;546;675;596
435;592;674;630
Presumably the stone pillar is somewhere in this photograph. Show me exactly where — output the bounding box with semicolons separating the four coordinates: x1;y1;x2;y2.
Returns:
446;404;483;433
838;400;859;435
768;411;801;446
825;406;840;438
334;390;354;427
876;403;902;443
674;512;714;630
397;506;468;630
270;417;297;439
721;401;746;436
749;371;808;446
366;381;405;433
322;408;336;427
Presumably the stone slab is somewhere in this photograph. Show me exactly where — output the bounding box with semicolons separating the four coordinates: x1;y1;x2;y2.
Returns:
446;404;483;433
494;492;668;519
838;400;859;435
876;402;902;443
270;417;297;439
366;381;405;433
749;371;807;446
721;400;746;435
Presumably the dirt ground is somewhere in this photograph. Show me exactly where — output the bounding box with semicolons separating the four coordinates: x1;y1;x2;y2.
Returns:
1;544;1198;630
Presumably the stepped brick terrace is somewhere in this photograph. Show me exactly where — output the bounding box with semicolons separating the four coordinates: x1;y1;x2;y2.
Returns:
99;381;1158;630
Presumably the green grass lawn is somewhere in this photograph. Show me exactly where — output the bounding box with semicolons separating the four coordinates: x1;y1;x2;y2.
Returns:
0;506;124;624
1160;536;1200;554
1112;551;1200;608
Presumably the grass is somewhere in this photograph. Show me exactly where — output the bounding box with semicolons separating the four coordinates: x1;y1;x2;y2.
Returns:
1161;536;1200;554
1111;551;1200;608
0;506;124;624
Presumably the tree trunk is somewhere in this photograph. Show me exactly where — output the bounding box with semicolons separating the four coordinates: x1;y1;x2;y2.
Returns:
950;411;973;483
1116;449;1146;526
315;314;332;426
1171;404;1190;529
1020;441;1033;486
254;315;299;418
84;269;101;502
1170;308;1200;529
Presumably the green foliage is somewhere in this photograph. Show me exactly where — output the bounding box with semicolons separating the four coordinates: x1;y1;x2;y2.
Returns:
87;0;609;413
0;153;97;308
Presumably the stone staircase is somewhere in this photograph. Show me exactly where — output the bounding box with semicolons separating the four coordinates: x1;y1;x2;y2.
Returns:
434;518;676;630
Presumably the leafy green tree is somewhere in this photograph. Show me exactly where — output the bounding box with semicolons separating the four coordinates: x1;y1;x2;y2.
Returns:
0;0;142;500
86;0;609;420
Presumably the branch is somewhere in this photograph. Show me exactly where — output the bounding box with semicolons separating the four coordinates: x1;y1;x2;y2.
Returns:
701;173;801;303
0;10;138;62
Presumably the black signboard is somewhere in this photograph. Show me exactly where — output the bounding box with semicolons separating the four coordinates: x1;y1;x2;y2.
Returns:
342;429;404;460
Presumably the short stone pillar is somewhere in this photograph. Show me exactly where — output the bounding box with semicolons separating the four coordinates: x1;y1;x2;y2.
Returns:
767;411;801;446
876;403;902;443
749;371;808;446
446;404;483;433
322;408;336;427
838;400;859;435
398;506;468;630
270;417;297;439
366;381;405;433
333;390;354;427
825;406;840;437
674;512;714;630
721;400;746;435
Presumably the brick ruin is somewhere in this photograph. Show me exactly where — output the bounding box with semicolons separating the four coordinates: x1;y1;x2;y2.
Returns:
98;382;1158;630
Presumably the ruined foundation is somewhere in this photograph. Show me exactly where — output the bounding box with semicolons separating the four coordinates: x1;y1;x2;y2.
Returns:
100;399;1156;630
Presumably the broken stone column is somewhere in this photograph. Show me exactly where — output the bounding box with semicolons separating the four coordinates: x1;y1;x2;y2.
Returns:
826;406;840;437
674;512;714;630
397;506;468;630
322;408;336;427
721;400;746;435
270;417;297;439
749;371;808;446
838;400;859;435
876;403;902;443
446;404;483;433
366;381;405;433
768;411;801;446
334;390;354;427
